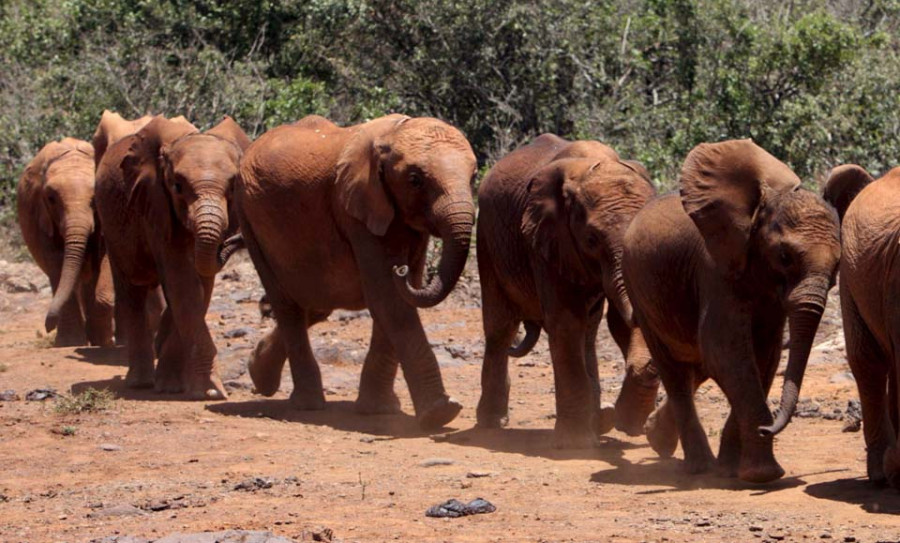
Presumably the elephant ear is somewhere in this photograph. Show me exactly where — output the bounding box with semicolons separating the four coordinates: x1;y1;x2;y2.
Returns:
619;159;653;186
680;139;798;278
521;160;592;284
121;117;198;234
335;114;410;236
20;142;64;237
823;164;874;222
207;115;252;152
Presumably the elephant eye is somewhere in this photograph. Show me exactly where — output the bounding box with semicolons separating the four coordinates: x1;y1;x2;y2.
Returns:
586;231;601;249
410;173;424;189
779;249;793;268
173;182;182;195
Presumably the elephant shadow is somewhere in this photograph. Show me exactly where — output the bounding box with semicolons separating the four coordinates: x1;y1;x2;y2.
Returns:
590;458;812;494
206;399;426;439
804;477;900;514
65;346;129;367
430;427;641;462
71;376;183;402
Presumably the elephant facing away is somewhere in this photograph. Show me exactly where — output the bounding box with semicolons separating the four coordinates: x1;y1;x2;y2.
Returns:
824;164;900;487
17;138;114;347
475;134;660;448
95;115;251;399
624;140;840;483
236;114;477;430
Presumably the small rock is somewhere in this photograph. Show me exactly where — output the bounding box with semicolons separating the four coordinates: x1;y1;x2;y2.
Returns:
843;537;856;543
769;530;787;541
419;458;455;467
829;371;855;384
224;327;252;339
425;498;496;518
223;380;253;391
25;388;58;401
466;470;494;478
749;526;763;532
308;527;334;542
0;390;19;401
694;519;711;527
154;531;294;543
99;444;122;452
87;504;145;518
233;477;275;491
460;480;473;489
843;400;862;432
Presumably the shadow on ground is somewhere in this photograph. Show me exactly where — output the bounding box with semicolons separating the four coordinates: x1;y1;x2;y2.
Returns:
431;427;642;462
72;376;210;402
805;477;900;514
65;346;128;367
207;399;427;439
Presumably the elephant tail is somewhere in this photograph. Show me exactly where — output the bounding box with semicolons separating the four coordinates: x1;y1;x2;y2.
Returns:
508;320;540;358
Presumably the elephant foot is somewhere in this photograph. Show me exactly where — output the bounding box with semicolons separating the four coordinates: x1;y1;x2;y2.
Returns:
715;452;740;478
865;443;888;485
354;390;402;415
125;366;154;389
184;374;228;401
882;447;900;489
416;396;462;430
737;460;785;484
683;451;716;475
475;398;509;429
248;339;285;397
289;389;326;411
592;404;616;437
154;371;184;394
54;334;86;348
645;408;679;458
614;410;649;437
553;417;596;449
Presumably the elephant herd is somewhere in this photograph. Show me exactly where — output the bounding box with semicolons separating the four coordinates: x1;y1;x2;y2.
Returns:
14;110;900;488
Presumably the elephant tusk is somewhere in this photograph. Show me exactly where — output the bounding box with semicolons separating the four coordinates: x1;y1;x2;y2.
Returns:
393;264;409;278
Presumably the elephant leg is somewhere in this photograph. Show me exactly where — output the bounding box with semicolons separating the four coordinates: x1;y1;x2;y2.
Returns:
607;303;659;436
352;240;459;430
83;252;115;347
659;362;714;474
476;269;518;429
146;286;166;336
545;313;595;449
158;260;225;401
356;320;402;415
54;293;87;347
277;306;325;410
585;309;615;436
249;325;288;397
154;307;187;393
114;271;154;388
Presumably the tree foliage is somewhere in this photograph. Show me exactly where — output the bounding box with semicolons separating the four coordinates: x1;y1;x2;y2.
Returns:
2;0;899;212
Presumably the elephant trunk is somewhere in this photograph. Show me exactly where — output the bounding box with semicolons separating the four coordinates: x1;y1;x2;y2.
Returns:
393;197;474;308
218;233;245;269
193;196;229;278
508;320;540;357
602;244;635;327
45;218;92;333
759;273;830;437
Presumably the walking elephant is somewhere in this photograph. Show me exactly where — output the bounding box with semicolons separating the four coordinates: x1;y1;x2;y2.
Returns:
17;138;114;347
95;115;250;399
824;164;900;487
475;134;659;448
236;114;477;430
624;139;840;483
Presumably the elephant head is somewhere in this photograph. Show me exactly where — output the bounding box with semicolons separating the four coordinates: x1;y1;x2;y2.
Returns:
822;164;875;222
92;110;154;168
336;115;478;308
122;116;251;277
680;139;841;437
521;156;656;325
22;138;98;334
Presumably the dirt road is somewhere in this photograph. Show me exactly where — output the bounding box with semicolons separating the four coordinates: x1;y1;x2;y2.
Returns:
1;256;900;542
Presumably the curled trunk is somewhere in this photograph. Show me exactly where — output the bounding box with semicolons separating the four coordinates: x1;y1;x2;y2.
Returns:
193;197;228;277
508;320;540;357
758;274;829;437
393;198;474;308
45;221;91;333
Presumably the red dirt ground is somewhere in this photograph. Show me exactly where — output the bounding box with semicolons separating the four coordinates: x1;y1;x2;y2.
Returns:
2;256;900;542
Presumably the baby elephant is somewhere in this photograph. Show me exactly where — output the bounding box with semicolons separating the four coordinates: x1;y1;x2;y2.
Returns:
824;164;900;487
476;134;659;449
17;138;114;347
624;140;840;483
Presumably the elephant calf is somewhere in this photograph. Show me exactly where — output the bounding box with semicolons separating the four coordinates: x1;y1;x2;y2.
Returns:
236;114;477;430
475;134;660;449
824;164;900;488
624;140;840;483
95;115;250;399
17;138;114;347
